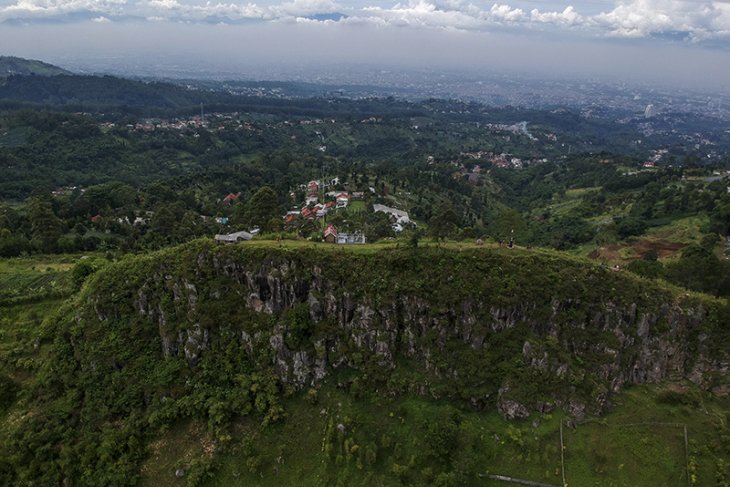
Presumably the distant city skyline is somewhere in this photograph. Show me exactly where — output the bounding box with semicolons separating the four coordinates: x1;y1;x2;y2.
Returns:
1;0;729;93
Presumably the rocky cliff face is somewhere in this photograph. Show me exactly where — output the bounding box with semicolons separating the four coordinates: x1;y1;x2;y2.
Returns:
84;243;728;420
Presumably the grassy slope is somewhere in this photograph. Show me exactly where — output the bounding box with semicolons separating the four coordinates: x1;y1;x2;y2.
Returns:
0;254;80;377
0;254;81;432
138;380;729;487
573;215;709;264
0;252;101;412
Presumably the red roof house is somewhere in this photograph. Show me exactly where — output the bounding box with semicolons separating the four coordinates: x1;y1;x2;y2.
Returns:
324;224;338;244
222;192;241;205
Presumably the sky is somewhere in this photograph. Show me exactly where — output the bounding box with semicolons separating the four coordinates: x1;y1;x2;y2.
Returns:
1;0;730;92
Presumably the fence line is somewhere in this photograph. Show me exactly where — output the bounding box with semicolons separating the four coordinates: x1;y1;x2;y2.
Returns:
560;419;566;487
616;422;687;428
478;473;559;487
684;425;691;487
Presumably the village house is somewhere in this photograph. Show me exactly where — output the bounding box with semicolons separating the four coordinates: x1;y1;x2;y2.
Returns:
373;204;411;232
324;224;338;244
214;230;253;244
315;203;329;218
284;210;300;224
336;192;350;208
337;232;366;245
222;192;241;205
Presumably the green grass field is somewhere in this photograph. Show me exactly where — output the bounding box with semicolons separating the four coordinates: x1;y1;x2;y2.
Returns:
0;252;97;384
0;254;81;302
135;378;729;487
347;200;367;214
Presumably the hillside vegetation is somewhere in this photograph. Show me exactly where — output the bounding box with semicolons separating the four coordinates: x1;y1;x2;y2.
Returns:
0;56;70;78
1;240;727;486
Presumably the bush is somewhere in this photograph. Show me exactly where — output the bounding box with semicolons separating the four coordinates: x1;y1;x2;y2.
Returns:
284;303;313;348
626;259;662;279
0;372;19;413
0;235;30;257
71;258;106;290
615;217;647;239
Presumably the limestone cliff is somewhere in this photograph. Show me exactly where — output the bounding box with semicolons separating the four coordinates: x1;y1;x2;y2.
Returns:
74;240;729;420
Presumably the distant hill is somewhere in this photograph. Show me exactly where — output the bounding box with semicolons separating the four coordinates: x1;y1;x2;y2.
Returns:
0;71;427;118
0;56;70;78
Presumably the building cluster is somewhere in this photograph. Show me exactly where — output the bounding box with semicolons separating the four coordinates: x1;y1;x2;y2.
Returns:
51;186;85;197
210;174;415;245
484;121;537;141
643;149;668;167
287;178;358;223
456;151;545;170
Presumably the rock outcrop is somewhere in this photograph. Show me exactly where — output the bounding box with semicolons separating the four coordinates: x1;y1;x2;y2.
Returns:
78;242;729;420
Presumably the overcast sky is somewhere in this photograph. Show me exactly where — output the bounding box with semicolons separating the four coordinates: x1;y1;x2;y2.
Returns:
1;0;730;92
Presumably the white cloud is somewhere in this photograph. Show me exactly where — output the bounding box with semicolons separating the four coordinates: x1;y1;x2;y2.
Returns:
0;0;729;45
0;0;127;19
488;4;526;23
595;0;730;40
141;0;265;20
269;0;342;17
147;0;181;10
530;6;583;26
344;1;482;29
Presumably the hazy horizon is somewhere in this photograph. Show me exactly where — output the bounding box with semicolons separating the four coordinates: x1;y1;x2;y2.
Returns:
1;1;730;93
